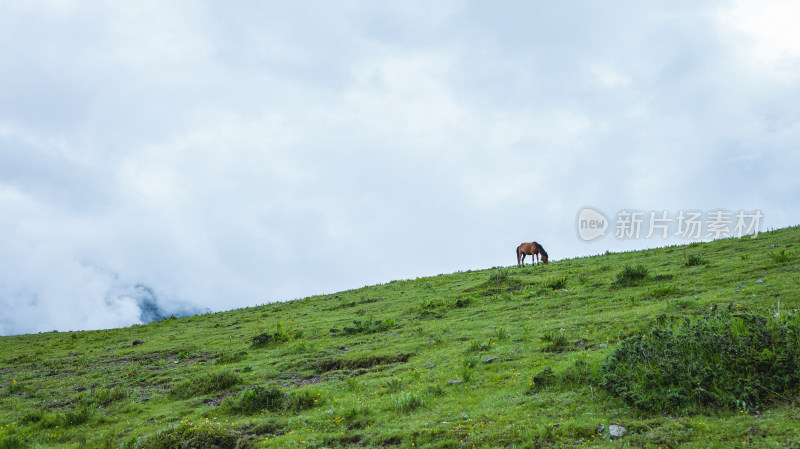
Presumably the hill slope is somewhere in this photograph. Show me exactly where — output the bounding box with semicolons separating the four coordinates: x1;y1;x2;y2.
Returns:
1;227;799;448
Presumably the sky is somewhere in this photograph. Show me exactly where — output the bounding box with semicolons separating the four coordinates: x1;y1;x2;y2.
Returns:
1;1;799;335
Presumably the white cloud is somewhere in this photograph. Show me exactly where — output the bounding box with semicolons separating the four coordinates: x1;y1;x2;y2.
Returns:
718;0;800;78
591;65;632;88
1;1;799;335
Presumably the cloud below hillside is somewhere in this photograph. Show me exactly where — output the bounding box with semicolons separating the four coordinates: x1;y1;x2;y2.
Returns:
1;1;799;335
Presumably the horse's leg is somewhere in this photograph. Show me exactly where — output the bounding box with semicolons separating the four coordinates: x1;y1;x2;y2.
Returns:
521;254;527;267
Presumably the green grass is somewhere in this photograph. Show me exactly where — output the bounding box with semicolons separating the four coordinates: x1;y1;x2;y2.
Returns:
1;226;800;448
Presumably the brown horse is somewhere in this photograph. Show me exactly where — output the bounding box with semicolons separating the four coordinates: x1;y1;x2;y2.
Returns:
517;242;549;267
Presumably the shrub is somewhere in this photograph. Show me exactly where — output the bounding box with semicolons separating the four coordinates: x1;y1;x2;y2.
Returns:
345;376;360;392
685;255;704;266
465;269;524;296
414;299;447;318
19;409;45;424
560;359;599;387
386;378;403;393
251;321;299;348
0;424;28;449
770;247;789;264
40;405;93;428
461;357;478;382
528;367;557;392
92;385;131;406
414;296;475;318
543;275;568;290
63;406;93;426
135;421;246;449
251;332;283;347
284;389;323;413
467;340;492;352
340;406;373;430
342;318;395;335
224;386;322;415
392;392;425;413
491;268;511;284
0;436;27;449
646;284;676;298
601;306;800;413
249;419;286;436
170;371;240;399
494;327;510;342
214;351;247;365
316;353;413;373
528;359;599;394
226;386;284;414
3;380;24;396
615;264;648;286
540;330;570;353
454;296;475;308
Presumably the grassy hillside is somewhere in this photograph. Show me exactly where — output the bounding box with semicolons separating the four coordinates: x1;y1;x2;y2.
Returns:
2;227;800;449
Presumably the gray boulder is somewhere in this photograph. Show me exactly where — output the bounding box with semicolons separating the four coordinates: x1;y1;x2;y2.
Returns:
609;424;627;439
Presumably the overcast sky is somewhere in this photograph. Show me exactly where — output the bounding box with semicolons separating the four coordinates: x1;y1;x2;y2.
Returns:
1;1;799;335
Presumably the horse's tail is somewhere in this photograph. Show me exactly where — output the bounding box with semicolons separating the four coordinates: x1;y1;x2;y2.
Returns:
516;245;520;264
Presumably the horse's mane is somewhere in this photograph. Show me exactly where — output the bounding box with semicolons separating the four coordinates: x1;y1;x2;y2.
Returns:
535;242;548;257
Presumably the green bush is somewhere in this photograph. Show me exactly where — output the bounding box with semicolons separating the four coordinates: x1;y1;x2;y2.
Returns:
0;424;28;449
339;406;373;430
225;386;322;415
540;330;570;353
414;299;447;319
646;284;676;298
226;386;284;414
3;380;24;396
392;392;425;413
685;254;705;266
251;332;289;348
92;385;131;406
770;247;789;264
454;296;476;308
251;321;299;348
285;389;323;413
601;306;800;413
615;264;648;286
19;409;45;424
170;371;240;399
342;318;395;335
528;360;599;394
494;327;510;342
465;269;524;296
543;275;568;290
0;437;28;449
135;421;246;449
386;378;403;393
461;357;477;382
467;340;492;352
40;405;93;429
63;405;93;426
214;351;247;365
490;268;511;284
528;367;556;392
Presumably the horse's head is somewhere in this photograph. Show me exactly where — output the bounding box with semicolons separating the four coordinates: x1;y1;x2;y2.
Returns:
541;253;549;264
